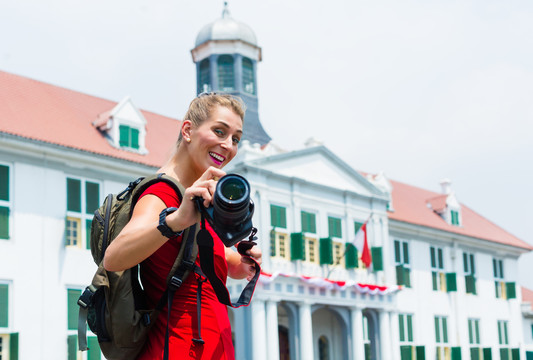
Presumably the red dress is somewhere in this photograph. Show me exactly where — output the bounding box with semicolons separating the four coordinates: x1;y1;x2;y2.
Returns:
136;182;235;360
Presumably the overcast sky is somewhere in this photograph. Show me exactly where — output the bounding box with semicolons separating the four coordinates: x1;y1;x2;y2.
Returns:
1;0;532;282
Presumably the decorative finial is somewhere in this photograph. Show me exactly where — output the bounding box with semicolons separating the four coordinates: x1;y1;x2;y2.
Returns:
222;1;230;18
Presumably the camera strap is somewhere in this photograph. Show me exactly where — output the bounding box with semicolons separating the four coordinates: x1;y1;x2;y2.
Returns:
196;214;261;308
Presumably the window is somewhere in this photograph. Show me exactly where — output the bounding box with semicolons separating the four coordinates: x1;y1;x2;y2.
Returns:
270;205;287;229
463;252;477;295
468;318;481;360
498;320;513;360
305;237;319;264
435;316;449;360
451;209;460;226
270;230;289;260
67;289;101;360
301;211;316;234
332;241;344;267
494;258;504;298
430;246;446;291
0;333;18;360
318;335;330;360
66;177;100;249
198;58;211;94
0;284;8;328
0;164;11;240
217;55;234;91
399;314;414;344
242;57;255;94
394;240;411;287
119;124;140;150
363;315;372;360
328;216;342;238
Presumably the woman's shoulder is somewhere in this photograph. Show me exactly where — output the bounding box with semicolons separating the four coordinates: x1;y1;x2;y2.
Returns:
139;180;182;208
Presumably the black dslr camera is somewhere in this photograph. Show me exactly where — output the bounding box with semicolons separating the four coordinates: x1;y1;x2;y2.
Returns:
195;174;255;247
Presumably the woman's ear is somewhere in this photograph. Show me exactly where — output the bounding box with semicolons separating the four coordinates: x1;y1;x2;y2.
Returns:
181;120;193;140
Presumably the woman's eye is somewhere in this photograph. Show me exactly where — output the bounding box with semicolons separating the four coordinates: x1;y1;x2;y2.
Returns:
214;129;224;136
232;137;240;145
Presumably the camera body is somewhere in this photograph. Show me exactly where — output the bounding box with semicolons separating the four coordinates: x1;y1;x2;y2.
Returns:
195;174;255;247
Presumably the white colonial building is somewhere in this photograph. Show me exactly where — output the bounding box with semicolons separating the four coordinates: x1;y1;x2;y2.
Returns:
1;5;532;360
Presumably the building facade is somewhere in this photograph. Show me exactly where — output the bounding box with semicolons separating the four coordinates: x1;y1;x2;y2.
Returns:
1;5;532;360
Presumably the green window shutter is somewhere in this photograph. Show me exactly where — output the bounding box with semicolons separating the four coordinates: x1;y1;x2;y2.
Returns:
0;165;8;201
9;332;19;360
501;349;510;360
399;314;405;342
119;125;130;147
87;336;101;360
468;320;473;344
0;206;9;239
465;275;476;294
371;247;383;271
526;351;533;360
470;348;480;360
396;264;405;286
512;348;520;360
432;271;438;291
403;242;410;264
400;345;413;360
435;317;441;343
290;233;305;261
130;128;139;149
67;178;81;212
506;282;516;299
67;289;81;330
67;335;78;360
301;211;316;233
483;348;493;360
269;229;276;257
493;259;498;278
430;247;436;268
442;317;448;343
416;346;426;360
0;284;8;327
270;205;286;228
446;273;457;292
451;347;462;360
407;315;413;342
328;216;342;238
345;243;358;269
85;182;99;214
86;219;92;250
404;267;411;288
394;240;401;263
319;237;333;265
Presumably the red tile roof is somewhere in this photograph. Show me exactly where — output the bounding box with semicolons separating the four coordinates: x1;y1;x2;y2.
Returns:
1;70;529;251
522;287;533;309
388;179;532;250
0;70;180;167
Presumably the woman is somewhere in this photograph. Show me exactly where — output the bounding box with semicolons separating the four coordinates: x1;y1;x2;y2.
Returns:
104;93;262;359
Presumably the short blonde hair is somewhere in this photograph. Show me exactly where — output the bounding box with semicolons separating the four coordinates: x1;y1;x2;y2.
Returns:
178;93;246;145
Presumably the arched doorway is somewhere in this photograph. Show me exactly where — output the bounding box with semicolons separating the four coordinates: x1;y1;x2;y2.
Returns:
312;307;348;360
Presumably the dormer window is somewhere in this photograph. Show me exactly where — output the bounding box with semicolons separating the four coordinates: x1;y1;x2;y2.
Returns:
450;209;460;226
93;97;148;154
119;125;140;150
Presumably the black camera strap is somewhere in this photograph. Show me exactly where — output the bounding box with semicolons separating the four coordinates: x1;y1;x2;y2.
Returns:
196;214;261;308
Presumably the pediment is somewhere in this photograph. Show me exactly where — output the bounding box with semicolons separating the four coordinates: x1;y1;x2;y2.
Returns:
244;146;385;198
111;96;147;126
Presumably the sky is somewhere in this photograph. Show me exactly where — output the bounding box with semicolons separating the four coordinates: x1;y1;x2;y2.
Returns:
1;1;532;282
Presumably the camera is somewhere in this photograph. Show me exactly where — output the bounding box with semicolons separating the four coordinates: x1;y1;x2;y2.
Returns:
195;174;255;247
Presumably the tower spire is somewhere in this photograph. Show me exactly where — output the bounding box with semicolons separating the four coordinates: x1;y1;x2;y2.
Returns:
222;2;230;18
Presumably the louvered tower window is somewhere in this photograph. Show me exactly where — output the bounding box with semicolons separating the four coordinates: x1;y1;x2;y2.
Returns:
242;57;255;94
217;55;234;91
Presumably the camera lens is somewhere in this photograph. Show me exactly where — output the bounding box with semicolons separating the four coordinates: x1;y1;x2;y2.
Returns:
220;178;247;200
213;174;250;226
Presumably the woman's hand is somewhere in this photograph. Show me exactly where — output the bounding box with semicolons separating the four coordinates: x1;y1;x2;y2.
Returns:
165;167;226;232
226;243;262;281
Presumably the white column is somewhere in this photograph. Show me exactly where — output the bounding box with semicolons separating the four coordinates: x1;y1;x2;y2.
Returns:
252;299;267;360
266;300;280;360
350;307;365;360
380;310;392;360
299;302;314;360
389;311;400;360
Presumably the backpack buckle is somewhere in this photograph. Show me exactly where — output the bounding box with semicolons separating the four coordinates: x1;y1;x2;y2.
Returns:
169;276;183;290
77;287;95;309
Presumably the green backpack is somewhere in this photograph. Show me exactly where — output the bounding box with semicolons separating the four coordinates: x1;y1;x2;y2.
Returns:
77;173;198;360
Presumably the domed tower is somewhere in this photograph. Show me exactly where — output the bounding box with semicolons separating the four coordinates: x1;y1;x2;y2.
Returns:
191;2;271;146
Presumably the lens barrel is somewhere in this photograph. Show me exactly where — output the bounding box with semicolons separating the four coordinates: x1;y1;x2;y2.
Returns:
213;174;250;226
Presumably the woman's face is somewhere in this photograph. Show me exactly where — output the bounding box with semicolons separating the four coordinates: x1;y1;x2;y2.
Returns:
187;105;243;175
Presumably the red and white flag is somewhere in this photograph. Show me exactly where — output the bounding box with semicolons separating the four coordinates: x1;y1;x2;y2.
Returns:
353;221;372;268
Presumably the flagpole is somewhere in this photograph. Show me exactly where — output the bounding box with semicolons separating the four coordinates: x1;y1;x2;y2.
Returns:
326;214;372;279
